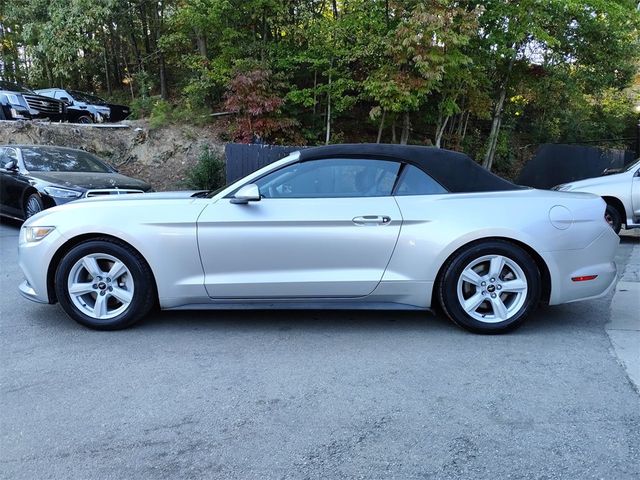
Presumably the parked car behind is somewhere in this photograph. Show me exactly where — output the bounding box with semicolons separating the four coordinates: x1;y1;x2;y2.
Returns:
553;159;640;233
0;145;151;220
36;88;111;123
0;81;66;122
69;90;131;122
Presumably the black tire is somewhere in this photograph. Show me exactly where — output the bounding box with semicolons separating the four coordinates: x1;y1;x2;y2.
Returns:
76;115;93;124
24;193;44;219
604;204;622;234
438;240;541;334
54;238;156;330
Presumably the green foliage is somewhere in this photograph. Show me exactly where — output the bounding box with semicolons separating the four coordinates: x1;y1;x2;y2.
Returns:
149;99;173;129
185;146;226;191
1;0;639;170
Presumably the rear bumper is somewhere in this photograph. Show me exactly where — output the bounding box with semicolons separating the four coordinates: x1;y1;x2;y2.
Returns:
546;227;619;305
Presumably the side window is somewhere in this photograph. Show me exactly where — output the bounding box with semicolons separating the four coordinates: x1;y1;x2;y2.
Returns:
254;158;401;198
1;148;18;169
394;164;447;196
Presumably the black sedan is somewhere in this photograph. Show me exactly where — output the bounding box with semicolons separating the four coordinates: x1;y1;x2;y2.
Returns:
0;145;151;220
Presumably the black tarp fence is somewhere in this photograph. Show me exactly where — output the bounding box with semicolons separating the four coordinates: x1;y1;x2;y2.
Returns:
225;142;638;190
225;144;305;183
517;144;637;189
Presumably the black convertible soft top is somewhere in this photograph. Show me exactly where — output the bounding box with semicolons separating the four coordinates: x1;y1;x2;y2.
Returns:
298;144;519;193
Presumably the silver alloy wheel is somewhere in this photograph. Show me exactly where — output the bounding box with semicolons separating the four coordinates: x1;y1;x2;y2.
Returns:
25;196;42;218
67;253;134;320
456;254;528;324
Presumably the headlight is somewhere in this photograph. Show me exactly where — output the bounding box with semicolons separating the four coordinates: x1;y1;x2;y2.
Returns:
6;93;22;105
43;186;82;198
24;226;55;243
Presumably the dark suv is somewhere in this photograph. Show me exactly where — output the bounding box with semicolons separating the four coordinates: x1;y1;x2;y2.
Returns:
0;81;66;121
36;88;111;123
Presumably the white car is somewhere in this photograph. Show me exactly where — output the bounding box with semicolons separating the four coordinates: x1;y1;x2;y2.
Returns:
18;144;619;334
554;159;640;233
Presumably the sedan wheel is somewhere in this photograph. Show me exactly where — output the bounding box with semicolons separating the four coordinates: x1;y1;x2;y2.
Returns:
24;193;44;219
55;239;155;330
439;240;541;334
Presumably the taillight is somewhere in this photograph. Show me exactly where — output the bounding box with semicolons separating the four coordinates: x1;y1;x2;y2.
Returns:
571;275;598;282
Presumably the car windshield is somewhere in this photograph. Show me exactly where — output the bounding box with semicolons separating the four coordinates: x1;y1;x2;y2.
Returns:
0;81;33;93
622;159;640;172
21;147;114;173
70;90;107;104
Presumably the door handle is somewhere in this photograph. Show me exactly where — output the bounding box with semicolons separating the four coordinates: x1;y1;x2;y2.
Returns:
352;215;392;226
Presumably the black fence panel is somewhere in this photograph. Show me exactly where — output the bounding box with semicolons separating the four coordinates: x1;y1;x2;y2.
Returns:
225;144;305;183
517;144;636;189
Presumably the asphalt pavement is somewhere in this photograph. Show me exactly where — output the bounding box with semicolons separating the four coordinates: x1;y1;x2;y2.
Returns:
1;218;639;480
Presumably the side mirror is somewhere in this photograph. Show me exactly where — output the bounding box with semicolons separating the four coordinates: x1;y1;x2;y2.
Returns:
59;97;72;105
3;160;17;171
230;184;261;204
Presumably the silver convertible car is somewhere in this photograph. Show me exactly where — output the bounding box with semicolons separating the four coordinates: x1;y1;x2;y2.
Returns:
18;144;619;333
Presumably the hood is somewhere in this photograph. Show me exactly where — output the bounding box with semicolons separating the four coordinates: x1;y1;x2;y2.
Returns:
555;173;624;191
73;190;207;204
28;171;151;191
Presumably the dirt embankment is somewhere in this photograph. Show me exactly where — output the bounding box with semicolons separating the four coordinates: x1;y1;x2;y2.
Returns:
0;120;224;191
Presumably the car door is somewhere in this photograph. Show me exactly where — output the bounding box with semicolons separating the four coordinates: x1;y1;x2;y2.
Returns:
197;158;403;298
0;147;30;218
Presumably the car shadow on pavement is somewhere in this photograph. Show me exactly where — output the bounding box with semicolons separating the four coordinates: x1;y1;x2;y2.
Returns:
134;308;457;334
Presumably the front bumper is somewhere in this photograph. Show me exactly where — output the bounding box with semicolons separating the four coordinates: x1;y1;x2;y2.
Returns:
18;227;66;304
19;280;49;304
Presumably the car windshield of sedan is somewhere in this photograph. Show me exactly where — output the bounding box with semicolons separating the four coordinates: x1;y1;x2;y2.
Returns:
69;90;107;105
21;148;114;173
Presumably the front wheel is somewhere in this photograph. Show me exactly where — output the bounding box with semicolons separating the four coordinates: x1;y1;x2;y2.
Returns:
438;240;541;334
24;193;44;219
55;239;156;330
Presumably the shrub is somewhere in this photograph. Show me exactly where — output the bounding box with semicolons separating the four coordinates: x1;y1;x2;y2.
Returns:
149;99;173;129
185;146;226;191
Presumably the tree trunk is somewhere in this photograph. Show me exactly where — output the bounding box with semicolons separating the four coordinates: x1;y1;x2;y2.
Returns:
461;111;470;141
400;112;410;145
139;3;152;55
482;86;507;170
376;108;386;143
435;115;450;148
159;54;168;100
103;46;112;95
312;69;317;116
194;27;208;58
325;68;332;145
392;118;397;143
482;45;518;170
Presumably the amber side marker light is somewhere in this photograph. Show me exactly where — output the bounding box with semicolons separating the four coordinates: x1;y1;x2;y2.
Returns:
571;275;598;282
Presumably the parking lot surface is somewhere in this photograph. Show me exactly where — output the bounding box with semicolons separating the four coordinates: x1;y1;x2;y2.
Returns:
1;219;639;479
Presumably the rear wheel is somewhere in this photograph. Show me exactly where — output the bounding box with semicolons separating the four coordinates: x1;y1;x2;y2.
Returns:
55;239;155;330
76;115;93;124
604;204;622;234
24;193;43;219
438;240;541;334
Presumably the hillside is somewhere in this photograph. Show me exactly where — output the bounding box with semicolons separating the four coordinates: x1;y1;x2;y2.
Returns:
0;121;224;191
